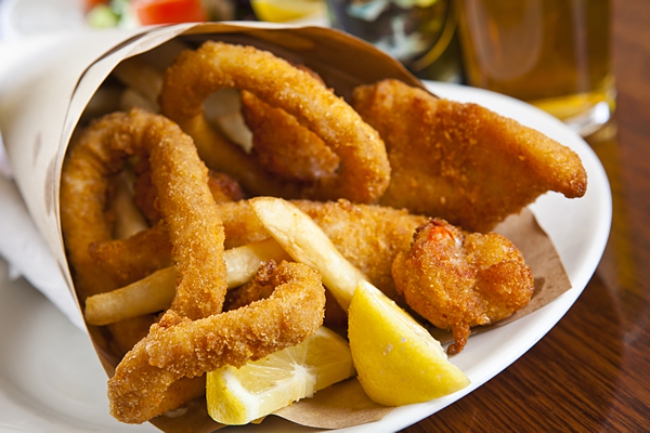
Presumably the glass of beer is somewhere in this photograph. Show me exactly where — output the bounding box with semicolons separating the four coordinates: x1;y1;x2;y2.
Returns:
457;0;615;137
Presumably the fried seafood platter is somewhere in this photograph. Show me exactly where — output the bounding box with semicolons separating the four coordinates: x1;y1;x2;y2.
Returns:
57;31;585;432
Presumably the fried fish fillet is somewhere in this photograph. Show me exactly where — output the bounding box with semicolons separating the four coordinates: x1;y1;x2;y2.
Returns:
352;79;588;232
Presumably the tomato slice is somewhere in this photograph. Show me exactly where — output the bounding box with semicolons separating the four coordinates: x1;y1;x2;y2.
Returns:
133;0;208;25
84;0;109;12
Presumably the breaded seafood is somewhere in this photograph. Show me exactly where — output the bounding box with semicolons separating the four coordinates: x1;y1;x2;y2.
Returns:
108;261;325;423
352;79;588;232
240;65;341;183
60;108;228;315
159;41;390;203
241;90;340;183
392;219;535;354
61;108;326;424
93;199;429;300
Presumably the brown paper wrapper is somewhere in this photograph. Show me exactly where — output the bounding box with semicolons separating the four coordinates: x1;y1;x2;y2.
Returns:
0;22;572;432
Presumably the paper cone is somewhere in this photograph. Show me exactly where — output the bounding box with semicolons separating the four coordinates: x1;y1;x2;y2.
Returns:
0;22;572;432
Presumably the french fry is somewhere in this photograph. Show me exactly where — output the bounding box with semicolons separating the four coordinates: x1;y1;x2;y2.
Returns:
249;197;369;311
203;88;254;152
112;172;149;240
119;87;160;113
85;266;175;326
112;56;163;106
225;237;291;287
84;238;290;326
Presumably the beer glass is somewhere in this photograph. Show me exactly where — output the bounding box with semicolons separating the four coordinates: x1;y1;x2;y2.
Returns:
457;0;615;137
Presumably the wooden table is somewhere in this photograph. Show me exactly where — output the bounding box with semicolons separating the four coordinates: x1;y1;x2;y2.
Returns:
406;0;650;431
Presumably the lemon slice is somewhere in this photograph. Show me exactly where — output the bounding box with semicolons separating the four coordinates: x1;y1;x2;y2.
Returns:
251;0;325;23
206;326;355;425
348;281;470;407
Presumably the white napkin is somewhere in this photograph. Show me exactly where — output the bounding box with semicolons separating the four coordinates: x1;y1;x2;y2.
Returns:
0;146;85;330
0;35;96;332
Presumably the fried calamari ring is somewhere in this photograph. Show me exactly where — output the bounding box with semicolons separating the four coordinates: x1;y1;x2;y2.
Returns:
159;41;390;203
88;221;172;287
88;168;245;288
108;261;325;423
60;107;229;422
60;108;227;319
133;156;244;227
63;109;325;423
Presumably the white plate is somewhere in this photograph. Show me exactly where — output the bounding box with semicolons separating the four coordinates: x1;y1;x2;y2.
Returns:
0;82;611;432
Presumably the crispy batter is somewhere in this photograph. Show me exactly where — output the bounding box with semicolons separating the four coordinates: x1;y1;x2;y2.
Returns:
89;221;172;286
294;200;427;300
132;157;159;225
133;159;244;226
239;65;338;185
392;219;535;355
241;90;340;182
223;264;276;311
352;79;588;232
207;170;245;202
212;199;429;300
94;199;428;300
61;116;134;300
141;115;226;320
159;41;390;203
90;169;244;287
107;261;325;423
60;108;227;316
61;108;231;424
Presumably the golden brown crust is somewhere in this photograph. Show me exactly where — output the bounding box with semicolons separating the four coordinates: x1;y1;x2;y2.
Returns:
241;90;340;182
352;79;588;232
60;107;231;422
392;219;535;355
92;199;429;301
159;41;390;203
107;261;325;423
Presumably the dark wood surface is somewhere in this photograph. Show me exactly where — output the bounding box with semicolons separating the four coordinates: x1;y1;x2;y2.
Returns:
405;0;650;431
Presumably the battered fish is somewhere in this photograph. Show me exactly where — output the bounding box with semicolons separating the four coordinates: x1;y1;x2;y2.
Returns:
352;79;588;232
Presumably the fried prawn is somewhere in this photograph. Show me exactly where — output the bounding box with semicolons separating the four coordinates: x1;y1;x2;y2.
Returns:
392;219;535;354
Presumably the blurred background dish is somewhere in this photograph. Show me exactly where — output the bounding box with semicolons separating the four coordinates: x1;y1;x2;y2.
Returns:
0;0;87;39
0;0;616;137
0;0;327;39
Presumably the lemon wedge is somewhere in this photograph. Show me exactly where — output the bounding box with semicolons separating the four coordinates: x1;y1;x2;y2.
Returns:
348;281;470;407
251;0;325;23
206;326;355;425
